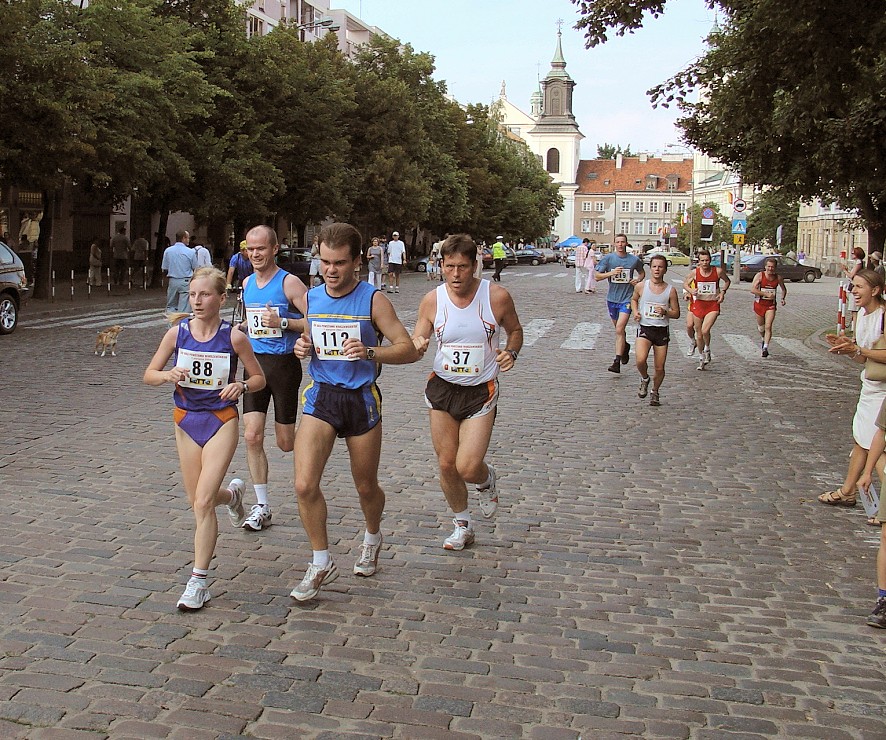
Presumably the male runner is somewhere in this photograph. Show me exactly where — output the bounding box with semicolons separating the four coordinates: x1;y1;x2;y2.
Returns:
412;234;523;550
630;254;681;407
236;225;307;531
290;223;419;600
594;234;645;373
683;248;730;370
750;256;787;357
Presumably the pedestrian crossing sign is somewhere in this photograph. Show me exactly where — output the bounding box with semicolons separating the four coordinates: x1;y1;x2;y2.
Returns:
732;219;747;235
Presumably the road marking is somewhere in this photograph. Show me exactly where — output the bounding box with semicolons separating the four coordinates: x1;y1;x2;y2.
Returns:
722;333;763;360
24;307;165;329
771;337;833;368
671;328;694;356
522;319;555;346
560;322;600;350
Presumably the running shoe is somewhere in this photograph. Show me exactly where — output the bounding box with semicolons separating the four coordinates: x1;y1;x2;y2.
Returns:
607;359;621;374
226;479;246;528
395;286;400;293
443;519;475;551
686;340;697;357
242;504;271;531
354;535;383;577
177;577;211;611
621;343;631;364
638;376;650;399
290;559;339;601
477;465;498;519
866;597;886;628
697;355;708;371
649;391;661;407
704;349;712;365
762;345;769;358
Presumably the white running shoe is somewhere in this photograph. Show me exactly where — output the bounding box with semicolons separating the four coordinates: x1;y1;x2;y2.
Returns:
704;349;712;365
686;340;697;357
477;465;498;519
443;519;475;551
697;354;708;371
354;534;383;577
242;504;271;531
177;577;210;611
290;559;339;601
226;479;246;527
638;376;650;399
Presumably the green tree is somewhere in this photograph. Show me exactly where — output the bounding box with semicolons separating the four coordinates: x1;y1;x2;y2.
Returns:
747;189;799;253
596;143;634;159
675;202;730;252
571;0;886;252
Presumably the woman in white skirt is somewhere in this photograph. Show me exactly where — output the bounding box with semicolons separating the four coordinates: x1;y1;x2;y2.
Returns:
821;269;886;507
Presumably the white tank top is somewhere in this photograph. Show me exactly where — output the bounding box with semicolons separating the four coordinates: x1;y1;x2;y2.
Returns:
638;280;673;327
433;279;500;385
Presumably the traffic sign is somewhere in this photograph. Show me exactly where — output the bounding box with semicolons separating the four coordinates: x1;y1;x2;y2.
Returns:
702;207;715;219
733;198;746;213
733;234;745;245
732;220;747;235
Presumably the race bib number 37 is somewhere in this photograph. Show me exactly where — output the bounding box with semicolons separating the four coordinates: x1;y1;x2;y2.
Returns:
176;348;231;389
312;320;361;361
441;342;484;375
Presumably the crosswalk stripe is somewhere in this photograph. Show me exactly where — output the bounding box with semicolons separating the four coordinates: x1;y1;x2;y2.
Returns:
25;307;165;329
522;319;555;346
771;337;834;368
722;333;763;360
671;327;694;357
561;322;600;350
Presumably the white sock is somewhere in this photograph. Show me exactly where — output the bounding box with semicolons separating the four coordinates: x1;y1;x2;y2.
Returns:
478;468;494;490
453;509;471;527
312;550;330;567
254;484;268;507
190;567;208;584
364;530;382;546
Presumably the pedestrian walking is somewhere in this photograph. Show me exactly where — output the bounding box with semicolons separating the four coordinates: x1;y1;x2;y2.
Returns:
143;266;266;611
161;230;197;313
111;224;130;286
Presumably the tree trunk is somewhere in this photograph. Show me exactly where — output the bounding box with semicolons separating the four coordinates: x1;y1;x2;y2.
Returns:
31;189;53;300
858;193;886;254
150;206;170;289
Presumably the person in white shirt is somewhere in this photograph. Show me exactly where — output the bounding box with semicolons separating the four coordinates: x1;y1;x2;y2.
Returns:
386;230;407;294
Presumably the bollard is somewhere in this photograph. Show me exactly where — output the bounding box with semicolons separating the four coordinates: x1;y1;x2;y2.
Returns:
107;267;111;295
143;265;147;291
837;282;846;334
88;280;92;300
71;269;75;301
127;267;132;294
52;270;56;303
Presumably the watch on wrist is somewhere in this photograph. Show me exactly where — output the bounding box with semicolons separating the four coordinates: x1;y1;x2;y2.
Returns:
242;380;249;393
506;349;518;362
280;317;289;331
366;347;376;360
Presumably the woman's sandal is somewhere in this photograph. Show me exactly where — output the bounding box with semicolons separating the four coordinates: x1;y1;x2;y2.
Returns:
817;489;857;507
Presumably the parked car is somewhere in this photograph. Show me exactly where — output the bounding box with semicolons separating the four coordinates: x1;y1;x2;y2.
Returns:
481;247;518;268
739;254;822;283
644;248;691;266
0;241;30;334
537;247;558;264
406;255;430;272
275;247;312;286
514;248;546;266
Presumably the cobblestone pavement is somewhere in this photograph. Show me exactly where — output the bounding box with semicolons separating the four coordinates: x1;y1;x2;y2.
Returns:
2;265;885;738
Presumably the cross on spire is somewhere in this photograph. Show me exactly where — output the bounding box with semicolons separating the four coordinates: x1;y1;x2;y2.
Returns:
556;18;564;33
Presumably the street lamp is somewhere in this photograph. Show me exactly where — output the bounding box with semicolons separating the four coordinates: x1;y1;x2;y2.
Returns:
296;15;340;33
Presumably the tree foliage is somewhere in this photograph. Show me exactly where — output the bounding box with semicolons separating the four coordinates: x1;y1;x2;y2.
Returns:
572;0;886;251
674;202;730;252
747;189;799;252
596;143;634;159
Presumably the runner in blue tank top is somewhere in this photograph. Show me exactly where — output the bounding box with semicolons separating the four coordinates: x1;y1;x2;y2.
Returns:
288;223;420;601
145;267;266;612
236;225;307;533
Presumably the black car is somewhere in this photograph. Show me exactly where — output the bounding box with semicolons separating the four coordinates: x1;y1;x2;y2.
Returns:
739;254;822;283
0;241;30;334
481;247;519;268
276;247;312;286
514;248;546;266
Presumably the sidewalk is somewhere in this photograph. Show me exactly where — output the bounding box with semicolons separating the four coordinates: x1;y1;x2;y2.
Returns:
25;274;175;318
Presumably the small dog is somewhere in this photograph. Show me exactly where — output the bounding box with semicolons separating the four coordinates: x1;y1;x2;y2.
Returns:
95;325;124;357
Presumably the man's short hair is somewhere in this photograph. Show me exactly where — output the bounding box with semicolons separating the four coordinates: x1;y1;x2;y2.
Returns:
649;254;669;268
764;256;778;267
246;224;278;247
176;230;190;242
319;223;363;260
696;248;711;259
614;233;627;241
440;234;477;264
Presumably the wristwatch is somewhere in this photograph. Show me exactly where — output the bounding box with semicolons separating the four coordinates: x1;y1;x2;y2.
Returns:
280;317;289;331
241;380;249;393
506;349;518;362
366;347;376;360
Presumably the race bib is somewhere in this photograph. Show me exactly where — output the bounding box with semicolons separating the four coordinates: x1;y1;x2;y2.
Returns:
312;319;361;361
643;303;666;320
611;267;631;284
245;305;282;339
760;287;776;301
176;348;231;389
441;342;484;376
697;281;718;300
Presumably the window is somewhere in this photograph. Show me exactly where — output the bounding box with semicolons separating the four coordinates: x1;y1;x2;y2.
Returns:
635;202;644;213
620;221;630;234
580;219;591;233
649;201;659;213
648;221;659;235
634;221;644;235
620;201;630;213
546;148;560;173
247;14;264;37
581;202;592;212
677;202;686;213
594;221;605;234
595;202;605;212
663;201;672;213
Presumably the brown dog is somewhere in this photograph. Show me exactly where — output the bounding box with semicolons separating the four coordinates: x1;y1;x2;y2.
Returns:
95;325;124;357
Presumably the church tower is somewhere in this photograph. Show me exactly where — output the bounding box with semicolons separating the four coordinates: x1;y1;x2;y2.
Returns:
527;25;584;239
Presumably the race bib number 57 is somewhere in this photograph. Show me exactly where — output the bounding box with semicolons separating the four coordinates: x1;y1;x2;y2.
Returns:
312;320;361;361
176;348;231;389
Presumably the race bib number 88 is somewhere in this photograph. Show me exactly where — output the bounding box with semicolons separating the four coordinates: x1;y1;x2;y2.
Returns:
312;320;361;361
176;348;231;389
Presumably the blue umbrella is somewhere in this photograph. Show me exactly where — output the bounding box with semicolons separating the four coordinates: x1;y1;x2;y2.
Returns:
556;236;583;248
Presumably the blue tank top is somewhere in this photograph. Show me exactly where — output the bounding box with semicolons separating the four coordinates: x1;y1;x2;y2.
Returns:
241;268;301;354
173;319;238;412
306;281;379;389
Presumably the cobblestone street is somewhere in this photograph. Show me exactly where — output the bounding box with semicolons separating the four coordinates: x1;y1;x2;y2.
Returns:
2;266;884;738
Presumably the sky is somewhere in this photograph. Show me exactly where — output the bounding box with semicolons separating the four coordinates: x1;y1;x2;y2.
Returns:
331;0;717;160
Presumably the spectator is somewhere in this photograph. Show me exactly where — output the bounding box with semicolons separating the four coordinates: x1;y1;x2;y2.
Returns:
110;224;131;286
